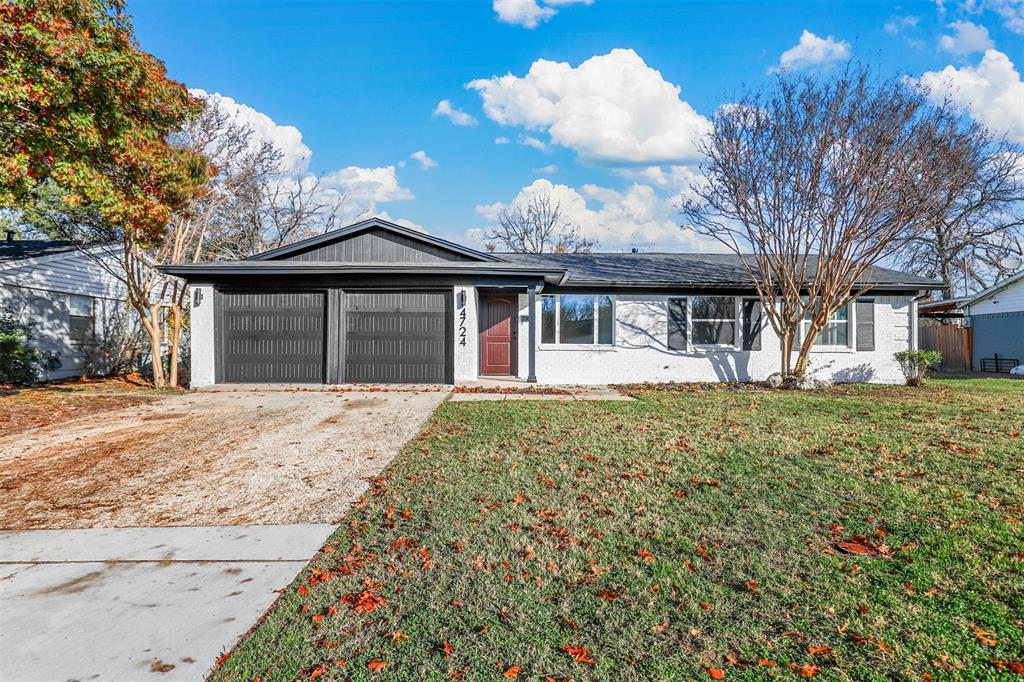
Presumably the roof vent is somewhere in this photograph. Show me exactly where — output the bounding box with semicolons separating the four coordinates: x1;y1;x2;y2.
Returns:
631;247;639;254
5;230;14;243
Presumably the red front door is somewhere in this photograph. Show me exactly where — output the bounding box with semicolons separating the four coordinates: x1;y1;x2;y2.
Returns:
480;295;516;375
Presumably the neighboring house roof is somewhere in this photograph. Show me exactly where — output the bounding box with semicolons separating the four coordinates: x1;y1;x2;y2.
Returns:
965;270;1024;308
161;218;943;291
919;297;970;312
0;239;81;262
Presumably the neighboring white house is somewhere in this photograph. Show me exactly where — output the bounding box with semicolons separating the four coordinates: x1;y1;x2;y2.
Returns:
0;234;128;380
965;270;1024;372
162;218;941;388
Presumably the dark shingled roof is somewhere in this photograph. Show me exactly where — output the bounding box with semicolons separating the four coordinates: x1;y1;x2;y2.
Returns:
497;252;943;289
0;239;80;262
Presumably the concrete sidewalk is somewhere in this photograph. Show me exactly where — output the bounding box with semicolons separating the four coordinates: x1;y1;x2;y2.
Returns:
0;524;335;681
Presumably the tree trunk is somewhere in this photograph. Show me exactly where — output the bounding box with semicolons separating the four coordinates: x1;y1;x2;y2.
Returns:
141;304;165;388
168;305;183;388
780;331;793;377
792;327;821;380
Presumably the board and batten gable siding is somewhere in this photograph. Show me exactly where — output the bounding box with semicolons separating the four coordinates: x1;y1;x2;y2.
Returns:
511;293;914;384
282;227;475;263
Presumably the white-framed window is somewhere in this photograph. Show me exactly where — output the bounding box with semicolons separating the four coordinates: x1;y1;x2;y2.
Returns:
691;296;737;346
540;294;614;345
802;301;850;347
68;293;94;343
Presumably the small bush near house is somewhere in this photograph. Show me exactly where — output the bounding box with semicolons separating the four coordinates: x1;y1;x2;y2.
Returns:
894;349;942;386
0;310;42;385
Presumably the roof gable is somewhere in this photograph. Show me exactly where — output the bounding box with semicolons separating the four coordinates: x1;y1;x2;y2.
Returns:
248;218;500;263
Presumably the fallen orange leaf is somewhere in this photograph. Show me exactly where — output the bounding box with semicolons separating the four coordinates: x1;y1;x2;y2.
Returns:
368;659;387;672
790;663;820;678
561;644;596;665
503;665;522;678
706;667;726;679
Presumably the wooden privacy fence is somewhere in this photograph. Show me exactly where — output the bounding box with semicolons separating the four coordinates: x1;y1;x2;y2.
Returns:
918;324;973;373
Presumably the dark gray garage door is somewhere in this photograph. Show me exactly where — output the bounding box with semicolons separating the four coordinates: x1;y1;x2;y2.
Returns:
345;291;450;383
221;291;326;383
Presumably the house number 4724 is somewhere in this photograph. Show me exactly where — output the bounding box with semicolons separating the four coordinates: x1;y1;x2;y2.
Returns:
458;308;467;346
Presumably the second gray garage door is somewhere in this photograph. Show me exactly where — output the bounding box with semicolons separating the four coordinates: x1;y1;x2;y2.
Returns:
344;291;450;383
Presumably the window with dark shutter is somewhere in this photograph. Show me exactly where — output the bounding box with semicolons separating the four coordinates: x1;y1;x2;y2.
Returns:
742;299;763;351
855;299;875;351
667;298;687;350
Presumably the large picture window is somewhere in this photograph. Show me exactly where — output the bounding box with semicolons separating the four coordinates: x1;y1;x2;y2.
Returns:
803;301;849;346
540;295;614;345
691;296;736;345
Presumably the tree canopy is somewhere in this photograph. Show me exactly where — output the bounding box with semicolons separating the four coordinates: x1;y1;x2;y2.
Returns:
0;0;206;240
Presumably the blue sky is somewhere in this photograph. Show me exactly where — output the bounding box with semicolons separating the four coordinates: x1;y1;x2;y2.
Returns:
130;0;1024;251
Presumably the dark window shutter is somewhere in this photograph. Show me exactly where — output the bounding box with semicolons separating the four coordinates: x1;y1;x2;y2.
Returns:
742;299;763;351
667;298;687;350
856;299;874;351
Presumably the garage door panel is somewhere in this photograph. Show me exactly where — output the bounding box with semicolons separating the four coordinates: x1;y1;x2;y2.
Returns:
344;291;449;384
221;291;326;383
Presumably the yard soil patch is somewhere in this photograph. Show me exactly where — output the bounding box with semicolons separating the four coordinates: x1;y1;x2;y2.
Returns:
0;376;168;438
0;389;447;529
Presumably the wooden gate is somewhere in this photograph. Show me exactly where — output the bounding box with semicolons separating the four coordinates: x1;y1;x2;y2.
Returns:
918;324;973;372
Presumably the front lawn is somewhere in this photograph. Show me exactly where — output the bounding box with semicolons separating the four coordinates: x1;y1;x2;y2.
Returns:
215;379;1024;681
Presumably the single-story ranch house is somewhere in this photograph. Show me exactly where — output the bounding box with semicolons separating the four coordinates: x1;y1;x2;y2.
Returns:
162;218;941;387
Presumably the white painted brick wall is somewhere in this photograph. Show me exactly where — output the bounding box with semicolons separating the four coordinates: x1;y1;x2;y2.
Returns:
512;293;913;385
189;285;215;388
453;285;478;382
188;284;914;387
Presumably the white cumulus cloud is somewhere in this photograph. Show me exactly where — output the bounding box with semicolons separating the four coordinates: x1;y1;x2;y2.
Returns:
964;0;1024;34
433;99;478;126
410;150;437;170
884;15;919;35
471;178;722;252
190;88;311;175
319;166;413;203
939;20;994;54
918;49;1024;143
494;136;511;144
492;0;592;28
770;30;851;73
192;89;414;221
467;49;710;165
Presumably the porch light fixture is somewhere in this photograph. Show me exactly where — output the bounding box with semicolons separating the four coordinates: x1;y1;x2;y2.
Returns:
193;288;204;308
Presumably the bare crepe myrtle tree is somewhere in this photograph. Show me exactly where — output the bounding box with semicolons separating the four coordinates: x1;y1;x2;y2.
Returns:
483;194;597;253
212;174;357;259
680;64;965;382
892;133;1024;294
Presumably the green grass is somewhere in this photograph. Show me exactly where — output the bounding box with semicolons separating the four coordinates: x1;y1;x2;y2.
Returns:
214;378;1024;681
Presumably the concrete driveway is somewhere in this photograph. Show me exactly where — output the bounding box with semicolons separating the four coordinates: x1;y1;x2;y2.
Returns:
0;386;449;681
